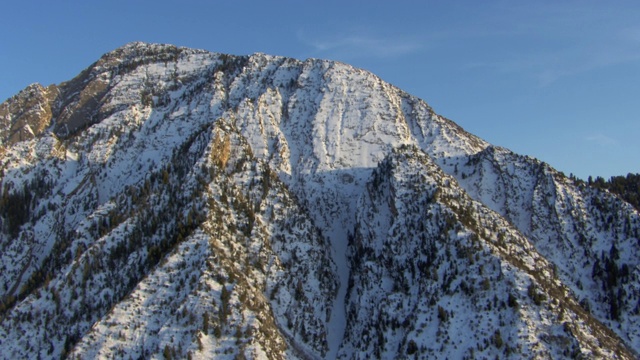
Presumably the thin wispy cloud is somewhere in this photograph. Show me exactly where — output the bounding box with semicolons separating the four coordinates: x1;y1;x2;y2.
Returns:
518;49;640;87
531;34;640;87
456;3;640;87
298;29;423;60
585;134;619;147
467;35;640;87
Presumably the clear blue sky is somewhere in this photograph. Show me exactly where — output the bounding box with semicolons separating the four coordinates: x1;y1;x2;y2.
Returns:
2;1;639;180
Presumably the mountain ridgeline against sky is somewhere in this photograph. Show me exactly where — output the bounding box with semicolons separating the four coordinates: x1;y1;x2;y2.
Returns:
0;42;639;359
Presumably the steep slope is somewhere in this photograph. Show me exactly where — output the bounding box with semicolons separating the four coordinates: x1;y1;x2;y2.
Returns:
454;146;640;350
0;42;638;359
66;121;338;359
0;44;339;359
0;115;338;359
340;145;633;359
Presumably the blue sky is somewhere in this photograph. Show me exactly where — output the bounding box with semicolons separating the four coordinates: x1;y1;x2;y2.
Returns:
2;1;638;179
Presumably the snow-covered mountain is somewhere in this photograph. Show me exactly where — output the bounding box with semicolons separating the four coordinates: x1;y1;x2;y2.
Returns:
0;42;638;359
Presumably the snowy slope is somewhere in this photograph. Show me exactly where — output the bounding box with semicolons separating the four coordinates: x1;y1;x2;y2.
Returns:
454;146;640;350
340;146;632;358
0;42;638;359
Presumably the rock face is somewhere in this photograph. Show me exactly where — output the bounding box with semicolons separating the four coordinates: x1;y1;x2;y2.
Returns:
0;42;638;359
0;83;59;146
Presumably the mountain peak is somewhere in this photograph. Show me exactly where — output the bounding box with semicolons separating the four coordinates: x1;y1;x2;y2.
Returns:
0;44;638;359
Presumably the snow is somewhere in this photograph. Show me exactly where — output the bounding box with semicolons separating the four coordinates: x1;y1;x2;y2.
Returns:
0;42;638;359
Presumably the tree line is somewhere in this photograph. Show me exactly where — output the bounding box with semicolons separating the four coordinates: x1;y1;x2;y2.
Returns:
588;173;640;211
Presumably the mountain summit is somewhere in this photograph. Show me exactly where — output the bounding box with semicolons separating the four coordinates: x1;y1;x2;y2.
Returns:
1;42;639;359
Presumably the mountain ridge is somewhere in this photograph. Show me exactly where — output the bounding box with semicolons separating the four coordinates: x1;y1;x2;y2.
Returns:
0;42;638;359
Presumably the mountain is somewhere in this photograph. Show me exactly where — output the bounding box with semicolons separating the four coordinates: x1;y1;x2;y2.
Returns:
0;42;638;359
